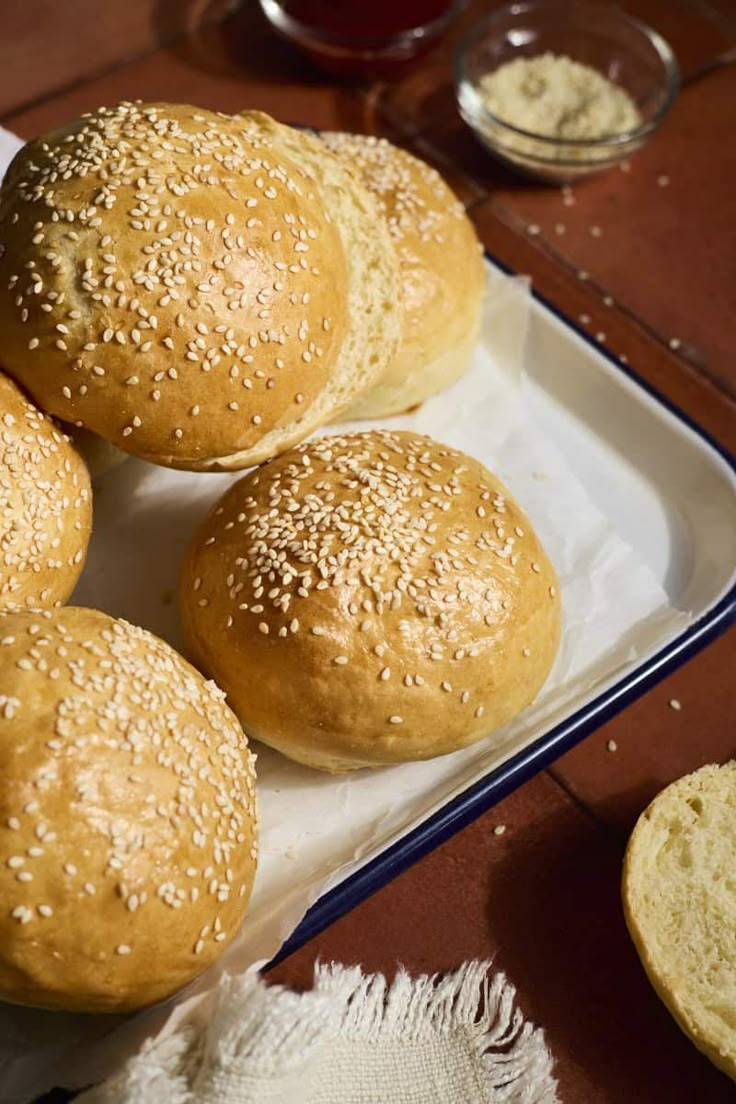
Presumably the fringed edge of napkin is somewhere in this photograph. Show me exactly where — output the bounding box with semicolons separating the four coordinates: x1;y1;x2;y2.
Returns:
79;960;557;1104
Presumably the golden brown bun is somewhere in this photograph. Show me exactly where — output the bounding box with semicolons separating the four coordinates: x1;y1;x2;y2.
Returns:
319;134;486;419
232;117;402;464
0;103;400;470
0;606;258;1012
181;430;561;772
0;371;91;611
623;762;736;1080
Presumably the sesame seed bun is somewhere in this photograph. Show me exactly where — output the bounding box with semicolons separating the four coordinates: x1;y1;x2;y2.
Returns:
0;606;258;1012
0;372;91;611
180;430;561;772
319;134;486;419
623;762;736;1080
0;103;400;471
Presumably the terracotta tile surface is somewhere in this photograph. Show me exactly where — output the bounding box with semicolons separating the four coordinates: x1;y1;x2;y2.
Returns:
269;773;735;1103
0;4;734;1102
550;630;736;836
696;0;736;32
3;7;370;138
622;0;736;72
468;204;736;449
442;66;736;398
0;0;233;117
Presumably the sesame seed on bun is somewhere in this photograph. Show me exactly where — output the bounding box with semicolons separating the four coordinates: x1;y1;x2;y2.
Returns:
0;606;257;1012
319;133;486;419
0;103;401;471
0;371;91;611
180;430;561;772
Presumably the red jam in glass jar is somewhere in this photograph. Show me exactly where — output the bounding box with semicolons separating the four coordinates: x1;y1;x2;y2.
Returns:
259;0;461;79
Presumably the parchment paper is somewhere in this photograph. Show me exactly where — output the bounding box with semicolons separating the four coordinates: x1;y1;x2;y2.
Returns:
0;129;689;1101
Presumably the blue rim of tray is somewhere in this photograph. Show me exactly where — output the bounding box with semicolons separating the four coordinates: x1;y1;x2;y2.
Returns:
266;248;736;969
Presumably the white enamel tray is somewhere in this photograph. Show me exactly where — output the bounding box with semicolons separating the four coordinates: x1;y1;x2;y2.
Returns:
270;253;736;960
3;251;736;1103
64;255;736;980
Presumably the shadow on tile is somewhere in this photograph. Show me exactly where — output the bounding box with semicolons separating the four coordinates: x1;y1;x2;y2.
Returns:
485;805;732;1103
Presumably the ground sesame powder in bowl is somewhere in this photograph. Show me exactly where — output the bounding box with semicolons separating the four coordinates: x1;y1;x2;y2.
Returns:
456;1;679;182
478;53;642;142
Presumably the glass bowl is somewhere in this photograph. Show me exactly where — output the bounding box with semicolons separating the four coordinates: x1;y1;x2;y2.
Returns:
259;0;465;80
455;0;679;183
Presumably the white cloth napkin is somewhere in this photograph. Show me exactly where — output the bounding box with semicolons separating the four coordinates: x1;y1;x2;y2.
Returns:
77;962;558;1104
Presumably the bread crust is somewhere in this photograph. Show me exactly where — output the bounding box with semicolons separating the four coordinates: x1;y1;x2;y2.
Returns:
0;372;91;610
0;104;400;470
320;134;485;419
181;430;561;771
623;761;736;1080
0;606;258;1012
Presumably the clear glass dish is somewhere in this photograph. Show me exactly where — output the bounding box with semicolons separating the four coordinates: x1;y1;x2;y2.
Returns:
455;0;679;183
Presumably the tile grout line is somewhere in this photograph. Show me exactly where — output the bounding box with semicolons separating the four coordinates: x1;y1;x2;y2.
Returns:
1;44;178;128
681;0;736;36
463;192;736;406
544;767;627;844
0;10;233;128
